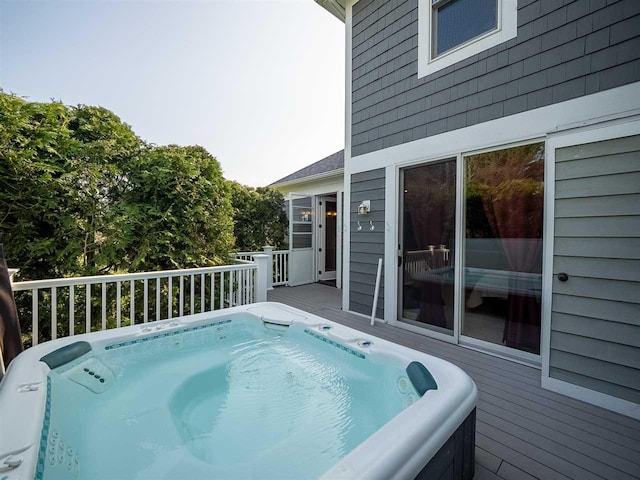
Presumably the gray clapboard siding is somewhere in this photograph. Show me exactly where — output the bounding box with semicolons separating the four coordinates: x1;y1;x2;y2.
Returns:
552;313;640;347
555;216;640;237
549;350;640;398
351;0;640;157
552;276;640;303
554;237;640;259
552;294;640;326
550;134;640;405
555;172;640;198
553;256;640;282
350;168;385;319
555;194;640;218
550;367;640;405
555;151;640;180
551;331;640;371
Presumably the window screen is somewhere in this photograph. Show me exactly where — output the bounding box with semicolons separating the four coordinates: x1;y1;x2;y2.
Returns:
291;197;313;250
434;0;497;56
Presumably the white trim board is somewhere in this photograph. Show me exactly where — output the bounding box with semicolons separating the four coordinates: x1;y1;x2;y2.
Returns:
342;0;354;312
344;83;640;175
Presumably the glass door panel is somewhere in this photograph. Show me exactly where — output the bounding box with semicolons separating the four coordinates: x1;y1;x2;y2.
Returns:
399;159;457;335
462;143;544;354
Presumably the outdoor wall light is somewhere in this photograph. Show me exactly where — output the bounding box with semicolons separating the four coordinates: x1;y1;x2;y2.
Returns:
358;200;370;215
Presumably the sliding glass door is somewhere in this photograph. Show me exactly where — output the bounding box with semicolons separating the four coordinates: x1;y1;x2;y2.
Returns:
397;143;545;358
399;159;457;336
462;143;545;355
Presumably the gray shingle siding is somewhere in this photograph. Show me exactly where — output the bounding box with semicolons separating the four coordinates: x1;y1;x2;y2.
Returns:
351;0;640;157
350;169;385;319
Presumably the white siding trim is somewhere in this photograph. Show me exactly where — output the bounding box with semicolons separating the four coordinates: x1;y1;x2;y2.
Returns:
383;165;397;323
543;117;640;420
349;83;640;174
343;0;354;311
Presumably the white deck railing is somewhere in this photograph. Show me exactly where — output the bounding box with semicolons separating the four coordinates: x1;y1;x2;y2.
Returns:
12;258;270;347
235;246;289;287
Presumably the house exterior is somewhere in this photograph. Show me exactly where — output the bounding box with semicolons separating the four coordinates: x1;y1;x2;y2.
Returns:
270;150;345;288
313;0;640;419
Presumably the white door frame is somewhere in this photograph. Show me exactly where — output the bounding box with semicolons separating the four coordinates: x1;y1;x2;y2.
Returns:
317;195;338;282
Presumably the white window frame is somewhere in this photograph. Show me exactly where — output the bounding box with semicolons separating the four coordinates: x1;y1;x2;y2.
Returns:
418;0;518;78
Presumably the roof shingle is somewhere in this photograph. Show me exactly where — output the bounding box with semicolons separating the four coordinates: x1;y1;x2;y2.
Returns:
270;150;344;186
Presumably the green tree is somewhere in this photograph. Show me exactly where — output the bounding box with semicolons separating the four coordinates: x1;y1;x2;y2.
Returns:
229;182;287;251
0;93;78;279
122;145;235;271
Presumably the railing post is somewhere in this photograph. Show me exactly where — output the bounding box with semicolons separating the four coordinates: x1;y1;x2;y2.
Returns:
8;268;19;283
262;246;274;290
253;254;269;303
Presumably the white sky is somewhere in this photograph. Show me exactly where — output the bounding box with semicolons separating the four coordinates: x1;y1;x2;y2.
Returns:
0;0;345;186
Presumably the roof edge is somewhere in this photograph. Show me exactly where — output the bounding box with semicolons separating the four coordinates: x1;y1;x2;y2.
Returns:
270;168;344;188
314;0;346;22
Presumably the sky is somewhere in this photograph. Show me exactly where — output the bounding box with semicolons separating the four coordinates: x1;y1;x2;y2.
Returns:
0;0;345;186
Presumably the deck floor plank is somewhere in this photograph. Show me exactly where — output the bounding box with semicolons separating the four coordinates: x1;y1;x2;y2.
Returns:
267;284;640;480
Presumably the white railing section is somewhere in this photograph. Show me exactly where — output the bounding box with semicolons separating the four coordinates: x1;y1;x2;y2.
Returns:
12;258;270;347
235;246;289;287
403;246;451;283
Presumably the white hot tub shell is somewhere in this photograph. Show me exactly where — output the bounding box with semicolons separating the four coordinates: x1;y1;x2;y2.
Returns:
0;302;477;480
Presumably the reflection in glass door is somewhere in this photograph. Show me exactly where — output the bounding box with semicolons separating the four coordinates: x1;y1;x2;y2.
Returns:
399;159;457;336
462;143;544;355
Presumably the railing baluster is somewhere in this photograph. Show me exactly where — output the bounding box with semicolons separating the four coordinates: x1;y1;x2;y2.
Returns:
32;289;38;346
168;276;173;319
210;272;215;312
130;280;135;326
190;274;195;314
245;268;249;304
143;278;148;323
116;281;121;328
156;277;161;321
219;272;224;309
51;287;57;340
101;282;107;331
86;283;91;333
179;275;184;317
229;270;233;307
69;285;75;336
200;273;205;313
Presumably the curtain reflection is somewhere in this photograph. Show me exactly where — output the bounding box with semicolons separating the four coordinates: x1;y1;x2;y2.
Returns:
401;159;456;333
463;143;544;354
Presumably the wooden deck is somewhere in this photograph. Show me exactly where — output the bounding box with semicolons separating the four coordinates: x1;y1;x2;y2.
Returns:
268;283;640;480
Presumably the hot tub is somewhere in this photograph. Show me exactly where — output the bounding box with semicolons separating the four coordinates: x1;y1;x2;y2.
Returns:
0;302;477;480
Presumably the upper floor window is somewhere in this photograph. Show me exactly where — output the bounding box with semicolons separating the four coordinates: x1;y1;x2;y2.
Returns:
418;0;517;78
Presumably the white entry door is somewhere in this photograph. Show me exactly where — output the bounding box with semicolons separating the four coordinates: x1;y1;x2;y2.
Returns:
288;193;315;286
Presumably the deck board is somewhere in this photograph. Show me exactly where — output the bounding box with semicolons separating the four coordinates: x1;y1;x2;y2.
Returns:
268;283;640;480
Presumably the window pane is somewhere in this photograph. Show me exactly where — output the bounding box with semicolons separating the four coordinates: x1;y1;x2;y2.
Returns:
293;234;312;249
463;143;544;354
291;196;313;250
435;0;497;56
293;223;312;233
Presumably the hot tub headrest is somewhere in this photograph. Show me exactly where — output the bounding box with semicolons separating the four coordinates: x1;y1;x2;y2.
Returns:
41;341;92;369
406;361;438;397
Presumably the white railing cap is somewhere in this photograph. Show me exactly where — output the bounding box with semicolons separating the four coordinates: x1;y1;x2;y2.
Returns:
12;264;257;291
